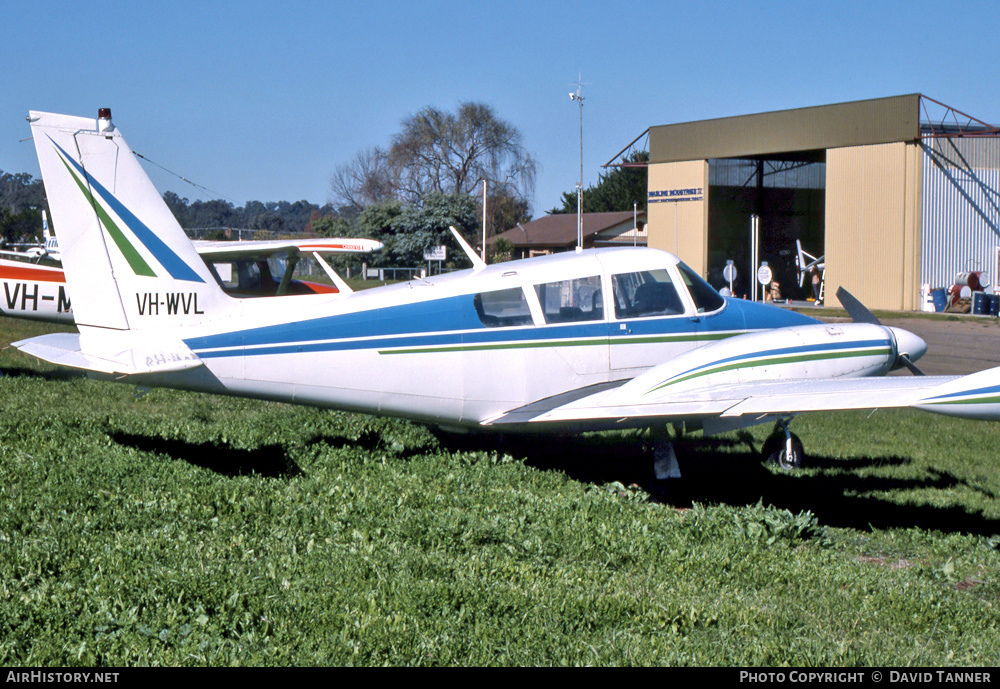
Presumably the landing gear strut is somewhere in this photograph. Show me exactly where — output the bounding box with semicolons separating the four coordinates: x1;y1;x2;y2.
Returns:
652;437;682;481
761;420;805;470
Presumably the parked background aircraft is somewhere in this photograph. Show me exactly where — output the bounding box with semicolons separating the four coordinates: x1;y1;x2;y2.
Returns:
13;110;1000;480
1;224;382;323
795;239;825;301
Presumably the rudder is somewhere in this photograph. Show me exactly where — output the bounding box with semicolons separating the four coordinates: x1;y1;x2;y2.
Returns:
28;109;231;331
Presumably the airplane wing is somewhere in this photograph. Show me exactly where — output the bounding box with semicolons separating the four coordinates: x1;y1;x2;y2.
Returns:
487;323;1000;430
192;237;383;261
0;248;45;260
489;370;1000;431
489;375;959;426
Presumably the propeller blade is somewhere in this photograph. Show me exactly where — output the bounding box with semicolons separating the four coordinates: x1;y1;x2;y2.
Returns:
898;354;926;377
836;287;881;325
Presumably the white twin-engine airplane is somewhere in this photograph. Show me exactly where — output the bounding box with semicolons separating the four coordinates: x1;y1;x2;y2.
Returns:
13;110;1000;480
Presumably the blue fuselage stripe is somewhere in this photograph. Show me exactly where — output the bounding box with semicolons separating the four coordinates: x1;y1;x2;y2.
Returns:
185;295;820;359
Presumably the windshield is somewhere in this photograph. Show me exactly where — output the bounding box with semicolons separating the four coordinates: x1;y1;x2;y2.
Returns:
676;262;725;313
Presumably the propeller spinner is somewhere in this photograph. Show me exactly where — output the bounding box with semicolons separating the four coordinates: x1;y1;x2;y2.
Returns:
836;287;927;375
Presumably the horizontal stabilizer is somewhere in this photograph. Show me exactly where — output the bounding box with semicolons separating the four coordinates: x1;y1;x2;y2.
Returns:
13;331;203;376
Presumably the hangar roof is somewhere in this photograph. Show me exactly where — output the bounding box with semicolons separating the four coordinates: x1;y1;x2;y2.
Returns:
648;94;922;163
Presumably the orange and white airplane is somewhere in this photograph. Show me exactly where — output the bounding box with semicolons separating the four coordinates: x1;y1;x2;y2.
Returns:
1;219;382;324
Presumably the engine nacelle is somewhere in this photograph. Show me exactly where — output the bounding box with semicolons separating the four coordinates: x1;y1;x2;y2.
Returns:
914;366;1000;421
614;323;909;403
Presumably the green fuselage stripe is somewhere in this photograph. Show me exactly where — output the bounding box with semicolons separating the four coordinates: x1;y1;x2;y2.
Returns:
647;347;891;394
928;395;1000;406
378;331;738;356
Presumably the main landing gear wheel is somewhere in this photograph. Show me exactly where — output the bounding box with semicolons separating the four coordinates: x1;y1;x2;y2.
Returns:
761;431;805;470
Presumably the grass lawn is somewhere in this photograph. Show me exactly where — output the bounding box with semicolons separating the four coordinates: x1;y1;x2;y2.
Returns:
1;319;998;666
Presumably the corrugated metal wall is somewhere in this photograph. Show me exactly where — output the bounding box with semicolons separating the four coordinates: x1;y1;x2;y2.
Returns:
825;142;922;310
920;139;1000;290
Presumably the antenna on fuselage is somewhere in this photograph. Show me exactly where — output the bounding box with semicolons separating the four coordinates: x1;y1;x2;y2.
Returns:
449;226;487;271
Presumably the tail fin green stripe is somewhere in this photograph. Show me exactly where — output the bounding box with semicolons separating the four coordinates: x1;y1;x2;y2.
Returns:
58;156;157;278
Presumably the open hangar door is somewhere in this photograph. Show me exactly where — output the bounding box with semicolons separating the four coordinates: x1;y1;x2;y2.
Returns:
705;151;826;300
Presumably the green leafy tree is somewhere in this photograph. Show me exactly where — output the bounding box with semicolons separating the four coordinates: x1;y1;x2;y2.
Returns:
2;208;44;244
551;150;648;214
0;171;46;213
0;170;46;244
359;193;478;268
161;193;341;235
491;236;515;263
162;191;192;227
311;215;352;239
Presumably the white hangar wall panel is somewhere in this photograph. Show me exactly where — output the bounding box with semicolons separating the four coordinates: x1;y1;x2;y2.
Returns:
825;142;922;311
646;160;709;275
921;138;1000;291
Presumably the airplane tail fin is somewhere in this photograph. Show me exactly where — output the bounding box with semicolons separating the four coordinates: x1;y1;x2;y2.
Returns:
19;110;234;376
27;109;231;331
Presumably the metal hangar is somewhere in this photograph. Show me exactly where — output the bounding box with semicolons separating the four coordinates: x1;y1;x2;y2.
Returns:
631;94;1000;310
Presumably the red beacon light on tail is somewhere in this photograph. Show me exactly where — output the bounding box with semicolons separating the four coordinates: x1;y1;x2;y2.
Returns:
97;108;114;134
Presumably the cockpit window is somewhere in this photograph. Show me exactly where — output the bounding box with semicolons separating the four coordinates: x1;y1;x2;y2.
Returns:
212;260;265;291
611;269;685;318
473;287;533;327
533;276;603;323
676;262;725;313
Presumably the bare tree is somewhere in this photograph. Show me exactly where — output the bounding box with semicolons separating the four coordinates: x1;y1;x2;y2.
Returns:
330;102;537;226
329;146;397;212
388;102;536;206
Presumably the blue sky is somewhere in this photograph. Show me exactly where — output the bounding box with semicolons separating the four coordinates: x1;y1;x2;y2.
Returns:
3;0;999;220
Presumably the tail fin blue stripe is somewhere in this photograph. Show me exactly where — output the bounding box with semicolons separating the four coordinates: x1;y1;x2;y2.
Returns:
49;136;204;283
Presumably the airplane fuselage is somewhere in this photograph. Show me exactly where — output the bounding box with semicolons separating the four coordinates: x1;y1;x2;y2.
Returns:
0;257;73;323
136;247;820;429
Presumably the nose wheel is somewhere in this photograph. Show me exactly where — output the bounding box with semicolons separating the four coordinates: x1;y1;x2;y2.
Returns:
761;421;805;470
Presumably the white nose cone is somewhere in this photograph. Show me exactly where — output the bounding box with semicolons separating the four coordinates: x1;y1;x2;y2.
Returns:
888;326;928;363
